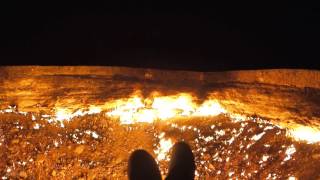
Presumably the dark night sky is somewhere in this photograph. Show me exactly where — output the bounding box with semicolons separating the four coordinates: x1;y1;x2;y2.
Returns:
0;1;319;71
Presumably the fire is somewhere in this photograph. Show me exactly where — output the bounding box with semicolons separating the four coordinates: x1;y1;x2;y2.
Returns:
32;92;320;144
105;96;147;124
287;125;320;144
50;92;226;161
4;91;320;145
106;93;226;124
194;100;227;116
43;92;226;126
55;105;102;121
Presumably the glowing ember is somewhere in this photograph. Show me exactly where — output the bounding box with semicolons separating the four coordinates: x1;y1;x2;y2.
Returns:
154;133;174;161
283;144;296;162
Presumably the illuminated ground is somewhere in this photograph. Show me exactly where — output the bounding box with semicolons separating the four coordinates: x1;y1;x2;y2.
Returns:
1;111;320;179
1;67;320;179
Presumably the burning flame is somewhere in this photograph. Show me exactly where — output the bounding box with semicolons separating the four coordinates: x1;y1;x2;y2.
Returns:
55;105;102;121
2;91;320;145
50;92;226;161
106;93;226;124
41;92;320;144
287;125;320;144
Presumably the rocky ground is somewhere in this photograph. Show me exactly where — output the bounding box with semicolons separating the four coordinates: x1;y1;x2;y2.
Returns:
1;112;320;179
1;67;320;179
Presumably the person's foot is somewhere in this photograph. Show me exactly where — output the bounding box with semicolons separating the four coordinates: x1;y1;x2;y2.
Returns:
166;141;196;180
128;149;162;180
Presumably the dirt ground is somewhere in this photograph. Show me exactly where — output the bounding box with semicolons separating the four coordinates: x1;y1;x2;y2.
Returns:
1;112;320;179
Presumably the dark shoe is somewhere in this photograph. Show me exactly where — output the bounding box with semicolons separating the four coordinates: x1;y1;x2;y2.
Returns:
128;149;162;180
166;142;195;180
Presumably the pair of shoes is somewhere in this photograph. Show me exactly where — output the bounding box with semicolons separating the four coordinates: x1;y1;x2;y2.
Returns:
128;141;195;180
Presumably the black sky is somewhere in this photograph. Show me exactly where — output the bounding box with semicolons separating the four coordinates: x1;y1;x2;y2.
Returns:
0;1;319;71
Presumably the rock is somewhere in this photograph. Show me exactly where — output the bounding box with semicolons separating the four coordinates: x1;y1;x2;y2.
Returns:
209;163;215;170
60;170;65;177
19;171;28;178
312;154;320;159
88;173;96;180
51;170;57;176
9;128;19;133
11;139;19;144
74;145;85;154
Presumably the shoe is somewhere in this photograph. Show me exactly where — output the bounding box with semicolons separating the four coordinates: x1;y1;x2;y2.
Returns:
128;149;162;180
166;142;196;180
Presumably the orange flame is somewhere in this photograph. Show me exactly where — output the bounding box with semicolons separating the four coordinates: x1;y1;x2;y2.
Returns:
287;125;320;144
106;93;226;124
6;91;317;144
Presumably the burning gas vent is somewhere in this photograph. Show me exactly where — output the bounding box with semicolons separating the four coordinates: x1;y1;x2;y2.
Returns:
1;66;320;179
